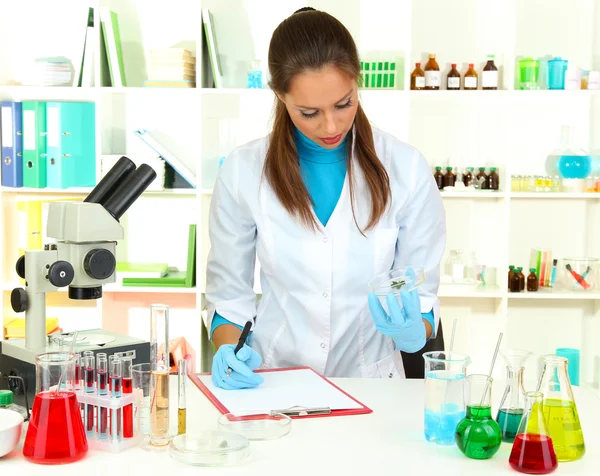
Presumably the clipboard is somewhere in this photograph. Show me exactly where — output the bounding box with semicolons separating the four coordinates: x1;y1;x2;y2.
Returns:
188;366;372;419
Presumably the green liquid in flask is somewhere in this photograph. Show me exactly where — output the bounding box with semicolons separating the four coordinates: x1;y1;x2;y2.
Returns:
541;399;585;462
455;405;502;460
496;408;523;442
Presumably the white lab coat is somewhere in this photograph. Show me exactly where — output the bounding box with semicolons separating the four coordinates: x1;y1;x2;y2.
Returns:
205;126;446;378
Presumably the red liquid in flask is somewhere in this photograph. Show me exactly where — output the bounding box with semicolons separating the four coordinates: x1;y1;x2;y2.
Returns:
509;434;557;474
23;391;88;464
122;377;133;438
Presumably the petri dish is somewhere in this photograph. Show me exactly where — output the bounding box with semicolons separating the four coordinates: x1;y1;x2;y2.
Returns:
368;265;426;296
169;431;249;467
218;413;292;441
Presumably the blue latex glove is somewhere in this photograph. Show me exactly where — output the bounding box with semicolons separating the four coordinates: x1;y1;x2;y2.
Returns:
368;286;427;353
211;344;264;390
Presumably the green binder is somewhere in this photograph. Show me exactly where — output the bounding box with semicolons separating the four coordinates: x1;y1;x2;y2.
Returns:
122;224;196;288
22;101;47;188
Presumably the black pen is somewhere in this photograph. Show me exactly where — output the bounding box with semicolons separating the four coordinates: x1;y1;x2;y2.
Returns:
226;320;253;377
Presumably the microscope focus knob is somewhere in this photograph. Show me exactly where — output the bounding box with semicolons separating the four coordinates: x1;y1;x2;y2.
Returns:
48;261;75;287
11;288;27;313
15;255;25;279
83;249;116;280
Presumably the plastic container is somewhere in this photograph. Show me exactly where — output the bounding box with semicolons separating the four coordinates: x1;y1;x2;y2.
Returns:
547;57;567;89
169;431;250;467
0;408;24;457
218;413;292;441
557;257;598;291
368;265;426;296
519;58;539;90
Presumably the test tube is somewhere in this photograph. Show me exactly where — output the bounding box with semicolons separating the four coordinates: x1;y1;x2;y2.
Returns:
111;358;123;442
178;359;187;435
108;355;115;392
150;304;170;447
122;357;134;439
74;353;82;391
83;353;95;436
97;353;108;440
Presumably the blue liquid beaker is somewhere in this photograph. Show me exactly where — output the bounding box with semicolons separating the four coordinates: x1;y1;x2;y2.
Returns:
548;58;568;90
423;351;471;445
558;155;592;179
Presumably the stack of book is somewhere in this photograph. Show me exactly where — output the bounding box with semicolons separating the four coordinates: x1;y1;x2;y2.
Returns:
21;57;73;86
144;48;196;88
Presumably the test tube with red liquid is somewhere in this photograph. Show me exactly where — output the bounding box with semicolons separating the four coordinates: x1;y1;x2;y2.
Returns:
122;357;134;438
83;353;95;436
96;353;108;439
111;358;123;441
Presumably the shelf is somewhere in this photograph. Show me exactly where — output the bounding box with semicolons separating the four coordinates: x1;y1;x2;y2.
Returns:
440;191;504;199
0;187;196;196
0;86;98;100
507;288;600;300
510;192;600;199
438;284;503;298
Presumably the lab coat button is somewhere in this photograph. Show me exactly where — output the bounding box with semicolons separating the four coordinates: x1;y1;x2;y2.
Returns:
322;292;328;298
320;343;326;349
323;236;328;243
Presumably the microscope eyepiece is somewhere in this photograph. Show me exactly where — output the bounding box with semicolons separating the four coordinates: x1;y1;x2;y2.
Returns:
102;164;157;221
84;156;136;205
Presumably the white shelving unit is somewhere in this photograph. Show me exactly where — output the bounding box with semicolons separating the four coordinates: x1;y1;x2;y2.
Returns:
1;0;600;379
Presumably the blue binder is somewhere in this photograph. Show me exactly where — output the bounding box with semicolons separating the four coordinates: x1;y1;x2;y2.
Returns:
1;101;23;187
46;102;96;188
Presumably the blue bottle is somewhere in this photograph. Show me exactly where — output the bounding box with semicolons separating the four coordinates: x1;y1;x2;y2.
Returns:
247;59;263;89
548;58;568;90
558;154;592;179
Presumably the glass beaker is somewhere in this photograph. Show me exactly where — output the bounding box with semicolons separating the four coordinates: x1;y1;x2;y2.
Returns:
547;57;568;90
519;58;539;90
496;349;532;442
423;351;471;445
455;374;502;459
22;352;88;464
537;355;585;462
509;391;558;474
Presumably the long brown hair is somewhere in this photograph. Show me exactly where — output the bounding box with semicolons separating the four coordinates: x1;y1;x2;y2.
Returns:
265;9;391;233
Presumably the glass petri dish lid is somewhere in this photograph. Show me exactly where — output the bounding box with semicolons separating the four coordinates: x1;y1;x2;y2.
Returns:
218;413;292;441
368;265;426;296
169;431;249;467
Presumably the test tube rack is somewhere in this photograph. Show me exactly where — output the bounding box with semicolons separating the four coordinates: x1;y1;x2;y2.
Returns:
75;389;141;453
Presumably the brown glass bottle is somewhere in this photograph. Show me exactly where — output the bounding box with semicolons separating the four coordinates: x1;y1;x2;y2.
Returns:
443;167;456;188
463;167;474;186
482;55;499;90
487;167;500;190
476;167;488;189
517;267;525;291
447;64;460;90
527;268;539;292
433;166;444;189
464;63;478;90
411;63;425;90
424;54;440;90
510;271;521;293
508;265;515;290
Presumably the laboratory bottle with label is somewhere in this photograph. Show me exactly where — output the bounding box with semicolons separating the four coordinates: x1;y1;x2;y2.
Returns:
443;167;456;188
487;167;500;190
433;166;444;189
475;168;488;189
447;64;460;90
464;64;478;90
510;270;521;293
527;269;539;292
411;63;425;90
424;54;440;90
463;167;474;186
482;55;499;90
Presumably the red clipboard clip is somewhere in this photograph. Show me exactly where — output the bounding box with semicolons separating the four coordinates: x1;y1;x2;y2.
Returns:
270;406;332;417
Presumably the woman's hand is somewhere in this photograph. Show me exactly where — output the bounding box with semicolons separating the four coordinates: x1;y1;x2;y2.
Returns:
211;344;264;390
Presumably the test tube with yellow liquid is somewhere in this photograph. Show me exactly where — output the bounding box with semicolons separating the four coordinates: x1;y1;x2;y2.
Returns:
148;304;171;449
537;355;585;462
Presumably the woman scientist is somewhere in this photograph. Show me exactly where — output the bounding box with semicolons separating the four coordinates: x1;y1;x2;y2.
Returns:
205;8;446;390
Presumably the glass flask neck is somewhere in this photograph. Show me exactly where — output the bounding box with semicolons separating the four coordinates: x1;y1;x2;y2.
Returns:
506;366;526;394
467;405;493;419
559;125;577;150
538;356;574;400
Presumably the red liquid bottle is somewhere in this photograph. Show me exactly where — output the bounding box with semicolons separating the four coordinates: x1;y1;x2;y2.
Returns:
23;353;88;464
509;391;558;474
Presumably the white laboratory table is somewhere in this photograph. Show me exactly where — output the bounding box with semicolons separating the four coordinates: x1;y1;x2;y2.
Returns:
2;377;599;475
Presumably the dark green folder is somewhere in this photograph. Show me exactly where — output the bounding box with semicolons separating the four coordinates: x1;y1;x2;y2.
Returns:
122;224;196;287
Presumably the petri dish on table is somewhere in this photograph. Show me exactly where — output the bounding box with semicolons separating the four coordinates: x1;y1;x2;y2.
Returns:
368;265;426;296
218;413;292;441
169;431;249;467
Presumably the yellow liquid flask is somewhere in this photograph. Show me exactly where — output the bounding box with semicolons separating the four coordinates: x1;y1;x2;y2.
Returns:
537;355;585;462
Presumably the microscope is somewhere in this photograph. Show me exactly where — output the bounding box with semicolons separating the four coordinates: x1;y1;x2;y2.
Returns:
0;157;156;405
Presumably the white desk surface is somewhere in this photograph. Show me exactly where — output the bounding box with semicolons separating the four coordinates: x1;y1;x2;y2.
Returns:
2;377;599;475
